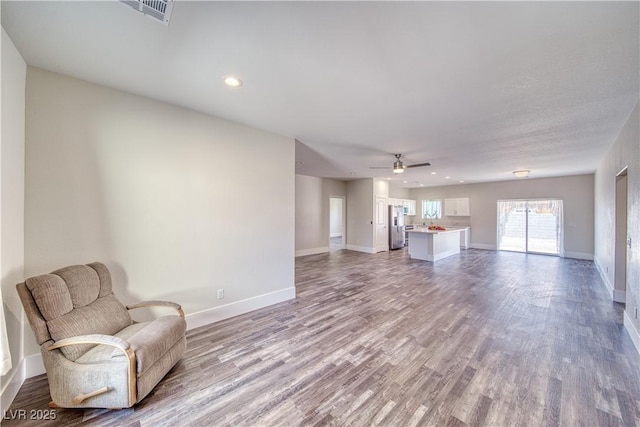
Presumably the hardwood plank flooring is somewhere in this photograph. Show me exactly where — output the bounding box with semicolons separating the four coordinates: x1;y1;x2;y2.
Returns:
4;249;640;426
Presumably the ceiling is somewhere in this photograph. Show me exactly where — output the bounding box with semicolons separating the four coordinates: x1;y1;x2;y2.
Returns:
2;1;638;187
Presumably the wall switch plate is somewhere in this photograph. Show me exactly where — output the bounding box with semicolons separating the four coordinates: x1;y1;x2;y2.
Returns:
217;289;224;300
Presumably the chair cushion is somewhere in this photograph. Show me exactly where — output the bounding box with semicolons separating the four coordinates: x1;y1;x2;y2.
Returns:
52;265;101;308
47;295;132;361
25;274;74;321
76;315;186;375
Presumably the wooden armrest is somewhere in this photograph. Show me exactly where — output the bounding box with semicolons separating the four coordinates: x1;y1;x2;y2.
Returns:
126;300;184;318
48;334;130;352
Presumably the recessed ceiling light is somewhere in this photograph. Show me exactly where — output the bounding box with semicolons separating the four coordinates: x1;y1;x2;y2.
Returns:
420;184;424;187
431;172;437;175
513;170;530;178
445;176;450;179
403;181;408;184
459;180;465;183
223;75;243;87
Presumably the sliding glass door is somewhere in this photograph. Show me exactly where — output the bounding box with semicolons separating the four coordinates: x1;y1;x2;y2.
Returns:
497;199;564;256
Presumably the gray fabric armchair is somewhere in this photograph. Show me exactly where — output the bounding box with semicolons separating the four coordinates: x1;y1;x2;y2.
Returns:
16;262;186;409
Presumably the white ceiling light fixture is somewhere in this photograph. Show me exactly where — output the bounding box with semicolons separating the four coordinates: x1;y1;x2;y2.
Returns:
223;75;243;87
393;159;405;174
119;0;174;25
513;170;530;178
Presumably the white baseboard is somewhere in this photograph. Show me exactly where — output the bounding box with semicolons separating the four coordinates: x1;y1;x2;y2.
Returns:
469;243;496;250
345;245;376;254
565;251;594;261
295;247;329;257
614;290;627;303
624;310;640;356
186;287;296;330
1;358;25;416
594;257;615;301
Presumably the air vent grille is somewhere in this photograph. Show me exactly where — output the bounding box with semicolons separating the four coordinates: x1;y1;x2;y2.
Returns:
120;0;174;25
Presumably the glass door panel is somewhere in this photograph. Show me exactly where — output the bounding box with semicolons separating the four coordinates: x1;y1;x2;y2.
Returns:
527;200;560;255
497;200;527;252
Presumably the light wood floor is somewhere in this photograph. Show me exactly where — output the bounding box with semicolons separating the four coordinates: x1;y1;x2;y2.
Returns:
5;248;640;426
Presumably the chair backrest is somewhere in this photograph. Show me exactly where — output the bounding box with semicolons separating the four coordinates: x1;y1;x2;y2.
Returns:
16;262;133;361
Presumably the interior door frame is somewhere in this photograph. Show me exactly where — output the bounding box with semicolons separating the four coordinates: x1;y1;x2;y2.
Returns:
614;167;628;303
329;196;346;250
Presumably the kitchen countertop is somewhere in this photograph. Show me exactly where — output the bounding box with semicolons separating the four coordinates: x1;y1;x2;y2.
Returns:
406;228;464;235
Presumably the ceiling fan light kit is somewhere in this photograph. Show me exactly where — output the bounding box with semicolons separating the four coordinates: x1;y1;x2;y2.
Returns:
373;154;431;175
393;160;405;174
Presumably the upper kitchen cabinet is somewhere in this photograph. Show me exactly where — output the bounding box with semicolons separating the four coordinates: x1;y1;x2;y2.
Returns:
444;198;470;216
388;198;417;216
403;199;417;216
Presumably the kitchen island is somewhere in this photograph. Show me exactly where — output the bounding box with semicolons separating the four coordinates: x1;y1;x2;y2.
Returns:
407;228;463;262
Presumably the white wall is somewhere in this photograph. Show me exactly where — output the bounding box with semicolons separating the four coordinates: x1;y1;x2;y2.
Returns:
594;101;640;349
295;175;346;256
1;27;27;415
346;178;375;253
24;67;296;354
389;181;410;199
409;174;594;259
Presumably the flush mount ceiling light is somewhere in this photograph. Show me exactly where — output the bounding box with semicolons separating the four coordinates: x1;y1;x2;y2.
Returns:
513;170;530;178
223;75;243;87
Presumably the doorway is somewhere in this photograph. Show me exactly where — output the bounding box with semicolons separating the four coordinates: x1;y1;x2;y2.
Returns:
497;199;564;256
614;168;628;303
329;197;345;252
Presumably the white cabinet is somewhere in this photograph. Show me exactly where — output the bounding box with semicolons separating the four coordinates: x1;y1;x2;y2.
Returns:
460;227;470;249
444;198;470;216
388;198;417;216
403;199;417;216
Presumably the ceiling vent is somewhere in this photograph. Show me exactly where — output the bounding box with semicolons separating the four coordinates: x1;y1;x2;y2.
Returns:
120;0;174;26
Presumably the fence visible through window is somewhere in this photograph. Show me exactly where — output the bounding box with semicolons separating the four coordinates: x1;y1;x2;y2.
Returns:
497;199;564;256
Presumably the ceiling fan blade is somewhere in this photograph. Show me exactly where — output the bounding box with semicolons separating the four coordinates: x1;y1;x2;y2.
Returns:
405;162;431;168
369;166;391;169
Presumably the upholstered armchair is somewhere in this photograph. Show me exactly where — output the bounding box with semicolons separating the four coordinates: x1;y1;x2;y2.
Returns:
16;262;186;409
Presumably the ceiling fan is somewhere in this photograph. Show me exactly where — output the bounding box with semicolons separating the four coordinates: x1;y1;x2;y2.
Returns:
370;154;431;174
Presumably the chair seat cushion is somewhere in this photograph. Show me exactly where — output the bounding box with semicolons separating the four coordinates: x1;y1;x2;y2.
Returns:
75;315;186;375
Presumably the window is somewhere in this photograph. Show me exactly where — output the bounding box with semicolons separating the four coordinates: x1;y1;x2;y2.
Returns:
422;199;442;220
497;199;564;256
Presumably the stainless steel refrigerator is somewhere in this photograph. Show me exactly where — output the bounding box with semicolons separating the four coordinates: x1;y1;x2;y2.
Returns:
389;205;405;249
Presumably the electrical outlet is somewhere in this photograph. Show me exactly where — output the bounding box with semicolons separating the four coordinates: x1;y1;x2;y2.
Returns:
217;289;224;300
